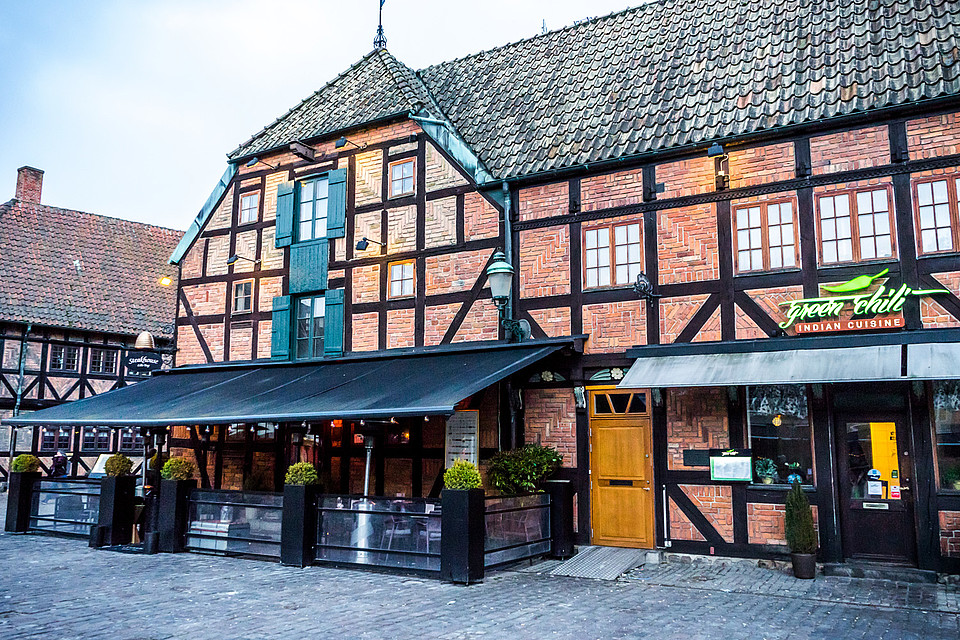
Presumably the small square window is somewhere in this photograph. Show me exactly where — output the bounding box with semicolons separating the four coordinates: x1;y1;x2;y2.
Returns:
233;281;253;314
389;261;415;298
50;345;80;371
389;159;415;198
240;192;260;224
89;348;117;374
82;427;111;452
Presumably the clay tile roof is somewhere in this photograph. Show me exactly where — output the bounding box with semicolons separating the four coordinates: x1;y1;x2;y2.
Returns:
0;199;182;337
228;0;960;179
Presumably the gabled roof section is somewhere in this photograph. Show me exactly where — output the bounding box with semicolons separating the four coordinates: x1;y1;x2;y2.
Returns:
0;199;182;337
418;0;960;179
229;49;438;160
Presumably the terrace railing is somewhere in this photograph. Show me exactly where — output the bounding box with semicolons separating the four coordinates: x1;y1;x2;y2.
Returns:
185;489;283;559
483;493;551;568
29;478;101;538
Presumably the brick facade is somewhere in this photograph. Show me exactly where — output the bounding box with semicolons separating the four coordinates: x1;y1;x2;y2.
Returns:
728;142;795;189
582;300;646;353
463;191;500;240
810;125;890;174
940;511;960;558
527;307;571;338
907;113;960;160
524;388;577;468
657;204;719;285
659;294;711;344
580;168;644;211
519;182;568;221
424;249;488;296
679;485;734;543
519;226;570;297
747;503;820;547
665;387;729;471
386;308;415;349
657;156;715;200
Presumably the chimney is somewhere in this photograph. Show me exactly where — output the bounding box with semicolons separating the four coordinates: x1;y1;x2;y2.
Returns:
15;166;43;204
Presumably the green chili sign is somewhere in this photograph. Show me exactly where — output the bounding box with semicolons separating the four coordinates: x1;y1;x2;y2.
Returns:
778;270;947;334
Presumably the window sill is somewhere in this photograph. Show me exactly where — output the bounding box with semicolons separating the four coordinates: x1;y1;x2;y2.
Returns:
582;283;639;293
387;191;416;200
734;267;802;277
748;483;815;490
818;256;899;268
231;310;253;316
387;294;415;301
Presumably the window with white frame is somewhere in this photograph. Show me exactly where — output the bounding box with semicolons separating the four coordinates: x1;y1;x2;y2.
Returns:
120;427;144;452
89;348;117;374
50;345;80;371
298;177;328;241
817;188;895;264
915;177;959;254
295;295;325;359
82;426;110;452
233;280;253;314
41;427;72;452
388;260;415;298
734;200;797;272
240;192;260;224
389;159;415;197
584;222;642;288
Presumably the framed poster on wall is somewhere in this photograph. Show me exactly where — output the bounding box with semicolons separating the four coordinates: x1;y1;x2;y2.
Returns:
445;410;480;467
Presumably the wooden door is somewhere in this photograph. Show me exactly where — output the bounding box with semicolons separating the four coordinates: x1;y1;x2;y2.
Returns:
589;387;655;548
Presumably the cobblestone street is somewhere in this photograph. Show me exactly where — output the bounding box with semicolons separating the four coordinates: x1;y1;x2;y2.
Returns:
0;530;957;640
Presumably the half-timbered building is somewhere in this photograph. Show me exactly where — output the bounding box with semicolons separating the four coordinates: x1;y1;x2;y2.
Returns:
0;166;181;478
9;0;960;574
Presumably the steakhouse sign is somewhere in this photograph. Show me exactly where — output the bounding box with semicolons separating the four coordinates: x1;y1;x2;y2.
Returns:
778;270;947;334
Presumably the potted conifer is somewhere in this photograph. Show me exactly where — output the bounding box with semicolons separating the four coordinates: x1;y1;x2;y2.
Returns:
281;462;320;567
785;480;817;579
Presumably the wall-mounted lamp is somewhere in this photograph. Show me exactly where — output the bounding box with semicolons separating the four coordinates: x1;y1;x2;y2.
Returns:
245;157;278;170
158;276;173;287
227;254;260;267
355;236;385;251
632;271;661;302
485;249;529;342
335;136;367;151
707;143;730;190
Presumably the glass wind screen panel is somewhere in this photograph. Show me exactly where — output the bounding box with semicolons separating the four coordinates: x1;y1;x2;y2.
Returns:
298;178;328;241
736;206;764;271
584;228;611;288
614;223;642;284
747;385;814;484
855;189;893;259
819;194;853;263
934;381;960;490
186;490;283;557
917;180;954;253
767;201;796;269
484;494;551;567
593;392;646;415
845;422;901;500
29;480;101;536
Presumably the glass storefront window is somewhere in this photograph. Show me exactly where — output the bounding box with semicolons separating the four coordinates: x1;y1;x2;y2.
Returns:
933;381;960;491
747;385;814;485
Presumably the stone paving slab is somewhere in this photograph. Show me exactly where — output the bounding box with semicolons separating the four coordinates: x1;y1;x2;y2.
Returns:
0;532;957;640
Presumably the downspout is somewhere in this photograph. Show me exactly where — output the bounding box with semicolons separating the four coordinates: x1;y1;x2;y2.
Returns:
9;323;31;477
501;181;520;449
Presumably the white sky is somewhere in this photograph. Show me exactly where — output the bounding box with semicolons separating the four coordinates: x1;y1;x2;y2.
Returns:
0;1;636;230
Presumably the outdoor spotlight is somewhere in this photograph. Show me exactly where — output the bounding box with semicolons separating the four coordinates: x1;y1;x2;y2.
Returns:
335;136;366;151
355;236;385;252
707;142;725;158
227;254;260;267
245;157;278;170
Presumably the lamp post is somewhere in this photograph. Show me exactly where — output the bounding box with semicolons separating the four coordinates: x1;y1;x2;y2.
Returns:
486;250;526;342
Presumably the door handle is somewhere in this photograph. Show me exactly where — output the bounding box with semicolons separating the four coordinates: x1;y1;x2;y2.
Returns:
642;487;650;491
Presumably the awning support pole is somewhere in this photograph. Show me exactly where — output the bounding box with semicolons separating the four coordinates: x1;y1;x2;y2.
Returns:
362;436;374;497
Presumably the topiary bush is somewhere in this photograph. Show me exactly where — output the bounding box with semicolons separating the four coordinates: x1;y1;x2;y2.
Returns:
444;459;482;490
160;457;195;481
11;454;40;473
284;462;319;486
785;480;817;554
487;445;563;495
104;453;133;477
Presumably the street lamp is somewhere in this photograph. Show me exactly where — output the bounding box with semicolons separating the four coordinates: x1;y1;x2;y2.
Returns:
485;250;527;342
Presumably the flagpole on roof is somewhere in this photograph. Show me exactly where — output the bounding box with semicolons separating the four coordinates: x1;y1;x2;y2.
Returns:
374;0;387;50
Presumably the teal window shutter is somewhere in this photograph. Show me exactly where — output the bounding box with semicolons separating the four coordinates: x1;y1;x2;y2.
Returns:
327;168;347;238
275;181;295;247
289;241;329;294
324;289;345;357
270;295;291;359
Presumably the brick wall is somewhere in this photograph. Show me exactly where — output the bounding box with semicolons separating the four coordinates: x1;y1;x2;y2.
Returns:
256;320;272;359
354;149;383;206
182;282;226;316
424;196;457;248
263;171;286;222
665;387;729;470
352;264;380;303
728;142;795;189
669;498;706;541
387;205;417;252
232;230;258;274
527;307;571;338
940;511;960;558
206;187;234;231
386;308;415;349
907;113;960;160
691;305;722;343
922;271;960;329
260;228;284;271
747;503;820;546
424;303;459;346
660;293;711;344
519;182;568;221
425;142;468;191
519;226;570;297
679;485;733;542
352;313;379;351
452;299;498;342
424;249;488;296
658;156;715;200
582;300;646;353
735;305;766;340
657;204;719;285
258;277;283;312
181;242;203;279
524;388;577;468
580;167;644;211
176;327;208;365
204;235;230;277
463;191;500;240
229;324;253;361
196;323;224;361
354;210;382;259
811;125;890;174
744;285;803;333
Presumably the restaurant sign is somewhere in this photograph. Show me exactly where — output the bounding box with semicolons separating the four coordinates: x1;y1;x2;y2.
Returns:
778;269;947;334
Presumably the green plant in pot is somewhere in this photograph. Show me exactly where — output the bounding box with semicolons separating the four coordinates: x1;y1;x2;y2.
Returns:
10;454;40;473
284;462;319;486
488;444;562;495
941;465;960;491
444;459;482;490
754;457;777;484
160;457;195;481
785;480;817;579
104;453;133;477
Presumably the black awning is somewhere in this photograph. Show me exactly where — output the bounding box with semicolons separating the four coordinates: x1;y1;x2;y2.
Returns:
3;341;567;427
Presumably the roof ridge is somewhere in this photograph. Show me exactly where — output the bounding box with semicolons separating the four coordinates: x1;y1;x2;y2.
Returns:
417;1;661;74
375;49;428;110
12;201;183;235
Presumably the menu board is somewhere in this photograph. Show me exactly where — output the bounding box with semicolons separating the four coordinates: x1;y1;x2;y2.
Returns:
445;410;480;467
709;448;753;482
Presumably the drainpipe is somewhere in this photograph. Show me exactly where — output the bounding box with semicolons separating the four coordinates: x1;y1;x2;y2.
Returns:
501;181;520;449
9;324;31;479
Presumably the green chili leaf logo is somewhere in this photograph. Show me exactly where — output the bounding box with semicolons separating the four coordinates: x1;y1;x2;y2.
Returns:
821;269;889;294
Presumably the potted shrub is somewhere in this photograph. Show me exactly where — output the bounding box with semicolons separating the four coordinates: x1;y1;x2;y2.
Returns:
281;462;320;567
785;480;817;579
444;459;482;490
942;465;960;491
5;454;42;533
97;454;136;547
158;457;196;553
487;445;562;495
441;460;485;584
754;457;777;484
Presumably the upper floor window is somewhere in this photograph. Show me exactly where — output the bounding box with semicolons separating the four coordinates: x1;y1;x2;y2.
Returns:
734;200;797;273
89;348;117;375
233;280;253;314
817;188;895;264
120;427;144;452
240;192;260;224
388;260;415;298
82;426;110;452
389;159;415;198
298;178;328;241
50;345;79;372
296;295;325;359
915;177;959;254
584;222;642;289
41;427;72;452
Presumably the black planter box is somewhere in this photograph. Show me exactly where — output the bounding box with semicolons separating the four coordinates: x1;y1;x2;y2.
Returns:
158;478;196;553
4;472;40;533
440;488;485;584
94;475;137;547
281;484;317;567
542;480;576;559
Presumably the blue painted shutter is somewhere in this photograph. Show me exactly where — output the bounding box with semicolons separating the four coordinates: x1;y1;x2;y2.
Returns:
326;168;347;238
288;241;328;294
275;181;295;247
270;295;291;359
324;289;345;357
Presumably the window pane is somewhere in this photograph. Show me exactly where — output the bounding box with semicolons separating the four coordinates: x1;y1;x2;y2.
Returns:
391;280;402;297
857;190;873;214
837;216;851;240
782;249;795;267
933;179;948;203
922;229;938;252
738;250;752;271
736;209;748;229
938;228;954;251
749;228;761;247
835;194;850;217
838;239;853;262
823;242;837;263
748;385;813;484
585;229;597;249
748;207;760;227
770;249;782;269
768;204;781;226
300;181;314;200
614;225;627;245
872;189;887;212
934;382;960;490
820;197;835;219
917;182;933;206
769;225;781;247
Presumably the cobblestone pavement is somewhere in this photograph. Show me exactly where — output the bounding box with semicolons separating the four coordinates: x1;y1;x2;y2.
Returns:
0;532;956;640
